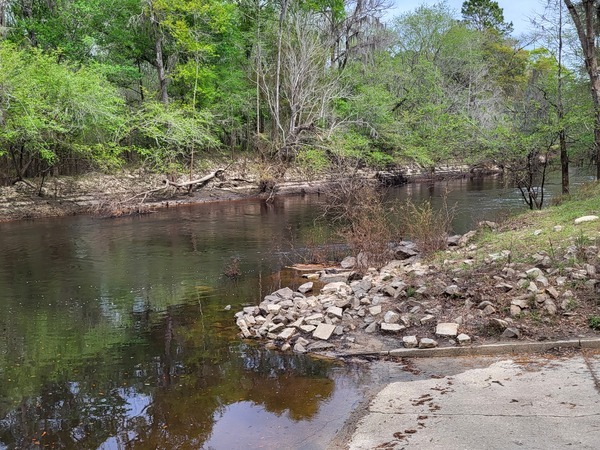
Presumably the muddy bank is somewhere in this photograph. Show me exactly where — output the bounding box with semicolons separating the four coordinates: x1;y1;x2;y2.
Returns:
0;162;498;222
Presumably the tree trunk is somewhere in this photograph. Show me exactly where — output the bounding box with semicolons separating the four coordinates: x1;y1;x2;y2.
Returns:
148;1;169;104
564;0;600;179
558;2;569;193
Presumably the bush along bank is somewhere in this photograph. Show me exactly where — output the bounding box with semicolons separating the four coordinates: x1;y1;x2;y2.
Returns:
234;215;600;358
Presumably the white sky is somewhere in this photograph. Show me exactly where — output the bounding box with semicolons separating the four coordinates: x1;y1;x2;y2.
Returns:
386;0;546;37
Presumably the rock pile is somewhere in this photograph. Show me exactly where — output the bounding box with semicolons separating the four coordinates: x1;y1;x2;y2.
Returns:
234;227;600;356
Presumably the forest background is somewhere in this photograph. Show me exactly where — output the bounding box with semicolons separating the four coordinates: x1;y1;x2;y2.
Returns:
0;0;598;198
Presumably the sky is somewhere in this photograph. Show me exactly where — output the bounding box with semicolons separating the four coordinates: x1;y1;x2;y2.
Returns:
386;0;545;37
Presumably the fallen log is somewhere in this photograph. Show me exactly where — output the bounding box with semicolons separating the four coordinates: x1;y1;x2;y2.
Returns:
163;166;230;191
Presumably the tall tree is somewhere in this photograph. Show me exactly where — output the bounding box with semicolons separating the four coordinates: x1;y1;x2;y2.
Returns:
461;0;513;35
564;0;600;179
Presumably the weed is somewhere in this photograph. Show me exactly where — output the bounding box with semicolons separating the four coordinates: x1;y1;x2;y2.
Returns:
588;315;600;330
323;176;398;270
406;286;417;298
399;191;455;255
223;256;241;279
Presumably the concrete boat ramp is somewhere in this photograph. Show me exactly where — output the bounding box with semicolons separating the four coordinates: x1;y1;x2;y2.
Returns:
340;350;600;449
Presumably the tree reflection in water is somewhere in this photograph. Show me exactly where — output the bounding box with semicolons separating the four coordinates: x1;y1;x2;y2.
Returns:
0;299;339;449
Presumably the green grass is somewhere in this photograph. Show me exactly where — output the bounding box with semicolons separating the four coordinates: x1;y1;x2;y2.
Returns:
473;182;600;264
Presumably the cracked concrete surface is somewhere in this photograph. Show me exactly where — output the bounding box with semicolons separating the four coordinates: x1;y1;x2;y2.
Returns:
347;352;600;449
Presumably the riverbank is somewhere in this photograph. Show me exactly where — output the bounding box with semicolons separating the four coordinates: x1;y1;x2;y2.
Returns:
235;182;600;357
0;160;496;222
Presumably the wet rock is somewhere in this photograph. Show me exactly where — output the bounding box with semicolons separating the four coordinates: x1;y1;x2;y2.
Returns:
435;322;459;337
381;323;406;333
298;282;313;294
419;338;439;349
313;323;336;341
457;333;471;345
403;335;418;348
502;327;521;339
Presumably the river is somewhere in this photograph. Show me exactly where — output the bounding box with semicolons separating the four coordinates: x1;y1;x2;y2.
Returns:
0;170;594;449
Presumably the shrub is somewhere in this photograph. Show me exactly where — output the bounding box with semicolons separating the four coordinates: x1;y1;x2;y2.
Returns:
399;193;455;254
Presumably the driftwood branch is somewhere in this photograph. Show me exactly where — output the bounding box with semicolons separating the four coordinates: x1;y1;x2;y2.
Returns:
162;165;231;191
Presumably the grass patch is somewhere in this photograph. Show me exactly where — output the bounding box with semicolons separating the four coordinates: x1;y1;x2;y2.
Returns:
473;182;600;263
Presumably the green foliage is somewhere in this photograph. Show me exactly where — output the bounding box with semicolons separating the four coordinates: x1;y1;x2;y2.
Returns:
589;315;600;330
296;148;330;174
0;42;126;177
461;0;513;35
129;101;218;171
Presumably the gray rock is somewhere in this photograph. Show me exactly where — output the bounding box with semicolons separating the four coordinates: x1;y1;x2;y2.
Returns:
457;333;471;345
340;256;357;269
502;327;521;339
364;322;378;333
495;283;514;292
544;299;558;315
511;298;530;309
490;318;509;329
306;341;335;352
546;286;560;299
445;285;460;296
313;323;336;341
436;322;459;337
482;305;497;316
420;314;436;325
321;281;352;296
478;301;494;309
394;245;418;260
274;287;295;300
326;306;344;319
381;323;406;333
293;343;307;353
403;335;419;348
383;311;400;324
299;325;316;333
510;305;522;316
267;303;282;315
298;282;314;294
447;235;461;246
553;225;563;232
574;215;599;224
369;305;382;316
419;338;439;349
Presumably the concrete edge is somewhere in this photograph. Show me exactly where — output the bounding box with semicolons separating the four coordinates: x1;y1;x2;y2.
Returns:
336;338;600;359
